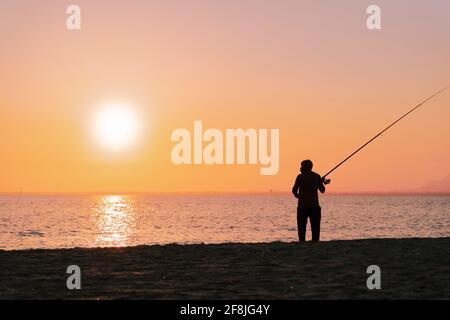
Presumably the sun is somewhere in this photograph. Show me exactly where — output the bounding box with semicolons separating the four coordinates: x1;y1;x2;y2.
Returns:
93;102;141;151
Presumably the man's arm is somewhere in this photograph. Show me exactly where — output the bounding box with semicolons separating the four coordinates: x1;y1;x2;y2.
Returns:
318;175;326;194
292;176;300;198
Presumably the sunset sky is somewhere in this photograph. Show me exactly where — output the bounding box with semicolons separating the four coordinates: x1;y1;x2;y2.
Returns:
1;0;449;193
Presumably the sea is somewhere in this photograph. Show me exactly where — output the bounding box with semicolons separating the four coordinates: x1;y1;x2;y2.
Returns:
0;194;449;250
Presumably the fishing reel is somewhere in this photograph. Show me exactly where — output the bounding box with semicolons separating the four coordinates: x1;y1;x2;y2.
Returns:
322;178;331;185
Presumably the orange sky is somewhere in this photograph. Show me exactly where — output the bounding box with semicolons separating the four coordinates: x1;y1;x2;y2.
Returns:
1;0;449;193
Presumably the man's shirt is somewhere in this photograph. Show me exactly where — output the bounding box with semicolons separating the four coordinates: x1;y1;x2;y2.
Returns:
292;171;325;209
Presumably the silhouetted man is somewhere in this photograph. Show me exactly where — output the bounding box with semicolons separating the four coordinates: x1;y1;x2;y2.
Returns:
292;160;329;242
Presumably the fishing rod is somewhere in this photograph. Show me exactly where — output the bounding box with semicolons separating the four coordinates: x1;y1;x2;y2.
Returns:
322;85;450;182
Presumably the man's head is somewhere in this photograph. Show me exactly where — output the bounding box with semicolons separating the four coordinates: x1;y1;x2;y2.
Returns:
300;159;313;173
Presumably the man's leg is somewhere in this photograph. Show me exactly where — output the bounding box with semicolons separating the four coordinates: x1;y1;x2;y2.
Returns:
310;207;321;242
297;208;308;242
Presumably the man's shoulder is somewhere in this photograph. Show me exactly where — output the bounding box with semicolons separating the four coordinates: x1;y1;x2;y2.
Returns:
312;172;322;179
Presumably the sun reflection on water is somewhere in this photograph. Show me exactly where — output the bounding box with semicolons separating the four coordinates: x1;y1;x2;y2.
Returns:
93;195;136;247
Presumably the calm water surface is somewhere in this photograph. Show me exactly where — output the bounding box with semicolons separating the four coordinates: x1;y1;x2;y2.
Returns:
0;194;449;250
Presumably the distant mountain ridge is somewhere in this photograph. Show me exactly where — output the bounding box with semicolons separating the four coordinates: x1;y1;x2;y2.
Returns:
419;174;450;193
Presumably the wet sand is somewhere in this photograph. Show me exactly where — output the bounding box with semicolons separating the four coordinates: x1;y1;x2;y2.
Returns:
0;238;448;299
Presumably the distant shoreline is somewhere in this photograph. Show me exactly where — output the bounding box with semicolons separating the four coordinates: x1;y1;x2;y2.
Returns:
1;237;448;299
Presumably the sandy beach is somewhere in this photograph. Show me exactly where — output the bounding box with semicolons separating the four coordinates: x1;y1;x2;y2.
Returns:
0;238;448;299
